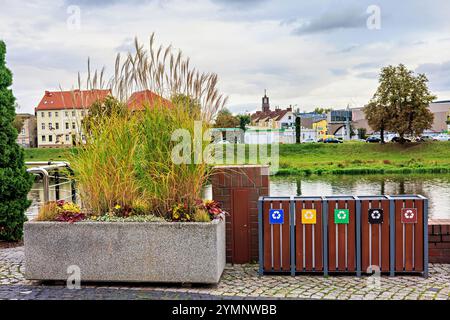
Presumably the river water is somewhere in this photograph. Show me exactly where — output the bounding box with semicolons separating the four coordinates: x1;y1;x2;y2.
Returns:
28;174;450;220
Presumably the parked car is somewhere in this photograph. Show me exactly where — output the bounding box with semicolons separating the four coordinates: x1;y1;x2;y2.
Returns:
323;137;343;144
417;135;433;142
391;136;411;143
302;138;316;143
433;134;450;142
366;136;381;143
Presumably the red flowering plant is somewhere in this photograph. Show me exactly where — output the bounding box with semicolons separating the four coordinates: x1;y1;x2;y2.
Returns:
200;200;227;221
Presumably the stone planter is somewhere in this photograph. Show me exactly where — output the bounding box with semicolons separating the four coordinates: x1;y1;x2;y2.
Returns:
24;219;225;284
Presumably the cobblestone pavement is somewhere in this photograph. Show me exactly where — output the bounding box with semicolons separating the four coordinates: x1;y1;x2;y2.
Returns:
1;246;450;300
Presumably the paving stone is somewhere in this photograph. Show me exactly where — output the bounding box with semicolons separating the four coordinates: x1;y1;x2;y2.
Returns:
1;246;450;300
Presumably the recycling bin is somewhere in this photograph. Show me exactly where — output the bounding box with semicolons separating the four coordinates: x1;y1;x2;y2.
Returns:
259;197;291;274
292;197;324;274
357;196;392;275
325;196;358;274
388;195;428;276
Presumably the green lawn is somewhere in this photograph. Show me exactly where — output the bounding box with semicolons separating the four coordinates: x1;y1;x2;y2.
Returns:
276;141;450;175
24;148;76;162
23;141;450;175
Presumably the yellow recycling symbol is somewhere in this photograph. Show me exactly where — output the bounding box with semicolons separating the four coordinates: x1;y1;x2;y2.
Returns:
301;209;317;224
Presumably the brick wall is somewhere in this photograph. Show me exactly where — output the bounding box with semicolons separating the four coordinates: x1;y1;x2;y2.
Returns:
211;165;269;264
429;220;450;263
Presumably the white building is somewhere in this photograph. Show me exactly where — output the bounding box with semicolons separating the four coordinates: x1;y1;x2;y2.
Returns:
35;90;110;148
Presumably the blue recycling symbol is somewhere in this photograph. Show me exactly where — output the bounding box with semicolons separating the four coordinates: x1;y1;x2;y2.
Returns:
269;209;284;224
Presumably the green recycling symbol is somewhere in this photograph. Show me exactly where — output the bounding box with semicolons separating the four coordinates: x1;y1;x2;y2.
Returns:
334;209;350;224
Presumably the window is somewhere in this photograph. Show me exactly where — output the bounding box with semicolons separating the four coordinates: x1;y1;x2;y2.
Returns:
48;123;52;130
41;135;46;142
72;111;76;117
48;135;53;142
82;135;86;141
72;122;76;129
65;122;69;130
65;111;69;117
65;135;70;142
41;123;45;130
41;112;45;118
48;112;52;117
55;123;59;130
81;111;85;117
21;128;25;135
55;112;59;117
288;116;292;120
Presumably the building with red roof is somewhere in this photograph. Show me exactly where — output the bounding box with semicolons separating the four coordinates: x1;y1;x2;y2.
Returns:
35;89;110;148
127;90;173;111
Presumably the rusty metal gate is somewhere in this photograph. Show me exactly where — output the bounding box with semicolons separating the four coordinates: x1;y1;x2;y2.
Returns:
258;195;428;277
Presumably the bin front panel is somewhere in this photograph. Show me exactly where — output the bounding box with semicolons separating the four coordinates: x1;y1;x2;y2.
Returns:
294;199;323;272
361;199;390;273
327;199;357;272
262;199;291;273
394;198;424;273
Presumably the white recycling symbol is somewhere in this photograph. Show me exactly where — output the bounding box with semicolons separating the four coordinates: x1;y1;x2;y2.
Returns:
271;210;281;220
304;211;314;220
404;209;414;219
337;211;347;220
371;210;381;220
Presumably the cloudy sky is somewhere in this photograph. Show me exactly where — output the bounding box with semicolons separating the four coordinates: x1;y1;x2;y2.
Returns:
1;0;450;114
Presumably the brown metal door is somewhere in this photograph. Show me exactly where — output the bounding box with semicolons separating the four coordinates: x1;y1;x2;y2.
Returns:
394;199;424;273
232;189;250;264
361;198;390;273
327;199;357;272
262;199;291;273
295;199;323;272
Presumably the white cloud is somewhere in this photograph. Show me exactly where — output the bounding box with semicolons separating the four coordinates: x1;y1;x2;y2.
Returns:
1;0;450;114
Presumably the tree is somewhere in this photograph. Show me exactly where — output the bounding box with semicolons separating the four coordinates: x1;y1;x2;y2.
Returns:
365;64;435;143
214;108;239;128
13;115;24;133
82;95;127;133
0;41;33;241
237;114;250;132
171;93;202;119
313;107;332;115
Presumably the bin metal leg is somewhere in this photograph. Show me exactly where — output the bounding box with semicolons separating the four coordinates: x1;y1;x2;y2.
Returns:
356;199;361;277
423;198;429;278
322;199;328;277
258;199;264;276
389;198;395;277
290;197;296;276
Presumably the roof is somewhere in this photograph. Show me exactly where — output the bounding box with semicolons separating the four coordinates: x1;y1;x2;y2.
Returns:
35;89;111;111
251;108;292;123
127;90;173;111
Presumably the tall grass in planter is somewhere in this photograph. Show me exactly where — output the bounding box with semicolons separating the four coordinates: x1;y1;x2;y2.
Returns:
70;111;144;215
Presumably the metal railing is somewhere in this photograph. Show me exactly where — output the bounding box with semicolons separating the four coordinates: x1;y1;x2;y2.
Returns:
26;161;77;204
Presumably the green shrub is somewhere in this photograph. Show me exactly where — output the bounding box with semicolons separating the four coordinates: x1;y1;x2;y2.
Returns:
0;41;33;241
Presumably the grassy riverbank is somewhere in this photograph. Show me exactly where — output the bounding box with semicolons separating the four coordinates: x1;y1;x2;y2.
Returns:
276;141;450;175
23;141;450;175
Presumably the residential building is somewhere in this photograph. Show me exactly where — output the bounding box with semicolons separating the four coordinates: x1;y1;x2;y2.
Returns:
127;90;173;111
15;113;37;148
250;92;295;129
35;89;111;148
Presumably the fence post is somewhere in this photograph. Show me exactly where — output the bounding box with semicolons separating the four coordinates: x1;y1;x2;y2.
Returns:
355;197;362;277
258;197;264;276
322;197;328;277
387;195;396;277
290;196;296;276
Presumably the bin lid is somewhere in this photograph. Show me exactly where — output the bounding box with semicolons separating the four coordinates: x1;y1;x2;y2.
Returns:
386;195;425;200
324;196;356;201
355;195;389;200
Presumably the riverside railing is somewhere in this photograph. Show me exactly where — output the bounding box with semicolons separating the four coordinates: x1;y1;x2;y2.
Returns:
26;161;77;204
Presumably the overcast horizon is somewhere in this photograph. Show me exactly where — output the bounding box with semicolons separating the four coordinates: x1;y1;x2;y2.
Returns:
1;0;450;115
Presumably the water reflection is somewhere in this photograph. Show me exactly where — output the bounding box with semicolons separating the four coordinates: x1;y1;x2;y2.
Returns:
270;174;450;220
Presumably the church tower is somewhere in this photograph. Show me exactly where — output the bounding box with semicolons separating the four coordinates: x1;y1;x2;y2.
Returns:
262;90;270;112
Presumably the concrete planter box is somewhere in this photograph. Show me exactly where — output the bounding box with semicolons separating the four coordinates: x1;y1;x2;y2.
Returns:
24;219;225;284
